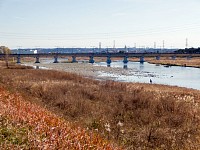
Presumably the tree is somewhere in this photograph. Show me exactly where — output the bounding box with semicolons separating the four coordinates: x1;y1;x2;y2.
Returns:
0;46;11;68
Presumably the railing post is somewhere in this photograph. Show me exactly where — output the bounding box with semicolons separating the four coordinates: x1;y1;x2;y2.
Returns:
89;56;94;63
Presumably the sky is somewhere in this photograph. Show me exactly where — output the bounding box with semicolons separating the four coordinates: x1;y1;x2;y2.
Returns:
0;0;200;49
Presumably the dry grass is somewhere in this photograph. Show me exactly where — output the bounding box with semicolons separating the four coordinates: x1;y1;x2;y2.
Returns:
147;57;200;68
0;62;200;149
0;85;119;149
0;61;34;69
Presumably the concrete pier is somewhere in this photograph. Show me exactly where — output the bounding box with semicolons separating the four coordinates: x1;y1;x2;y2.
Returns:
89;56;94;63
17;55;21;63
107;56;111;64
123;56;128;64
72;56;77;63
140;56;145;63
35;56;40;63
53;56;59;63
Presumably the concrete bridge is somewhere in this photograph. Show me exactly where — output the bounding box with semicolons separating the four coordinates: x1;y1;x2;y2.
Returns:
1;52;199;64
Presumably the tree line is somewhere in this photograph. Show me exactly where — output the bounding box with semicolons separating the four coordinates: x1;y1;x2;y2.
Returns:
175;47;200;54
0;46;11;68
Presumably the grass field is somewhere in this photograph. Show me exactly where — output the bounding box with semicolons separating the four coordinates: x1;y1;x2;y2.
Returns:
0;61;200;149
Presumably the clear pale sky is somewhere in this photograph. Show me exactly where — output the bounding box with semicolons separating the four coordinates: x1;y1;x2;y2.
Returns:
0;0;200;49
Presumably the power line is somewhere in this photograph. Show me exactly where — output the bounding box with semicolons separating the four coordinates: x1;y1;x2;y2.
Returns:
0;24;200;41
0;23;200;37
186;38;188;48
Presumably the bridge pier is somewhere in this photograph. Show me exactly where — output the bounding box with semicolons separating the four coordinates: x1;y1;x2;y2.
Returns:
123;56;128;64
171;56;176;60
53;56;59;63
17;55;21;64
72;56;77;63
140;56;145;63
89;56;94;63
156;56;160;60
35;56;40;63
107;56;111;65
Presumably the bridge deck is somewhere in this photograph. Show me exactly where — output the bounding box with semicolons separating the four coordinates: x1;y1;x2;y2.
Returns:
0;53;199;58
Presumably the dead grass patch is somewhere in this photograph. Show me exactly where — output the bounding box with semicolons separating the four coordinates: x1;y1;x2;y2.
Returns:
0;63;200;149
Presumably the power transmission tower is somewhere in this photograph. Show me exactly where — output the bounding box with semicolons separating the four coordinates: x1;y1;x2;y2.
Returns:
99;42;101;49
113;40;116;51
162;40;165;49
154;42;156;49
186;38;188;49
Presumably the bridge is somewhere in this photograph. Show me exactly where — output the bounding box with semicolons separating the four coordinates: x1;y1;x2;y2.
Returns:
1;52;199;64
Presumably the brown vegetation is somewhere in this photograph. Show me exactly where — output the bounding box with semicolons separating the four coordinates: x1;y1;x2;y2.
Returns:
147;57;200;68
0;86;118;149
0;62;200;149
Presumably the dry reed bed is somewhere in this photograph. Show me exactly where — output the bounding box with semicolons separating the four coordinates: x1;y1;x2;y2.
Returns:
0;65;200;149
147;57;200;68
0;87;119;149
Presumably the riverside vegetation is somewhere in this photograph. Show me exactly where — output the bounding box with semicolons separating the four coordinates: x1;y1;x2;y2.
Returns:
0;87;118;149
0;62;119;149
146;57;200;68
0;62;200;149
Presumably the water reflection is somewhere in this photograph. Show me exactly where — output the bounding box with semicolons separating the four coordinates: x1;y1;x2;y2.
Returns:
123;64;128;69
139;63;144;70
107;64;111;67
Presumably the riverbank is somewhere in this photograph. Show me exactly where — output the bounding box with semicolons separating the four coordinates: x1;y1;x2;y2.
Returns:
1;61;200;149
24;60;137;81
23;58;200;90
144;57;200;68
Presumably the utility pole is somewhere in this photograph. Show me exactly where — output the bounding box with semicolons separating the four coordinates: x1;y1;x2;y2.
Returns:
99;42;101;49
186;38;188;49
162;40;165;49
154;42;156;49
113;40;115;51
124;45;127;52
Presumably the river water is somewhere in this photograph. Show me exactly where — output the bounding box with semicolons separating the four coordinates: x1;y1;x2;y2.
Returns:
94;61;200;90
28;58;200;90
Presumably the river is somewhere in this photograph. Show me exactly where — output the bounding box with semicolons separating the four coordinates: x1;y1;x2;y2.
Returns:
94;61;200;90
26;58;200;90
